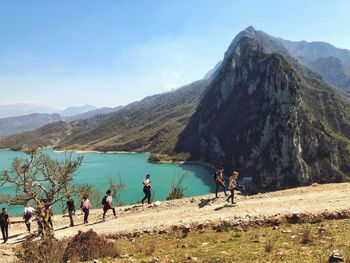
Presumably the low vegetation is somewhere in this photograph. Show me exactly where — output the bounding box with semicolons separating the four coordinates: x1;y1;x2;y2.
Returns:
17;230;120;263
15;218;350;262
166;173;189;200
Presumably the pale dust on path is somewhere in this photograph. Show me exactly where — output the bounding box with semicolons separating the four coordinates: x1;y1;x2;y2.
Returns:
5;183;350;244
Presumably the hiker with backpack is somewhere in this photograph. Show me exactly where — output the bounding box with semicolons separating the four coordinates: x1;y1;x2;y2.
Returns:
66;194;76;227
80;194;91;224
226;171;239;204
0;208;10;244
23;203;35;233
141;174;152;204
102;189;117;221
213;167;227;198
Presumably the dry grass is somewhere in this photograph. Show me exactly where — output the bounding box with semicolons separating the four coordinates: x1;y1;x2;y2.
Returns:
300;226;313;244
109;218;350;263
16;218;350;262
265;240;273;253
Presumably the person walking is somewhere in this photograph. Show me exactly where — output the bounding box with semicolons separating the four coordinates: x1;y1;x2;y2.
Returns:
102;189;117;221
23;203;35;233
213;167;227;198
141;174;152;204
66;194;76;227
0;208;10;244
226;171;239;204
81;194;91;224
45;202;54;230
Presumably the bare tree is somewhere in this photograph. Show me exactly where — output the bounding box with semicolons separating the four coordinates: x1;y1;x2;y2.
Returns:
107;176;126;206
0;147;91;237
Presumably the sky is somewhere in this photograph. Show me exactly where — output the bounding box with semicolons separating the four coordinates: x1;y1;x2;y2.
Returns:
0;0;349;109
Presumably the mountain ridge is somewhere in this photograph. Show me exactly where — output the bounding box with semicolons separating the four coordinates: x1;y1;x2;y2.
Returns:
175;35;350;190
1;27;350;190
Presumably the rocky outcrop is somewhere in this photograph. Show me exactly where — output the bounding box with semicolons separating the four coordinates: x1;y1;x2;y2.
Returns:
176;37;350;191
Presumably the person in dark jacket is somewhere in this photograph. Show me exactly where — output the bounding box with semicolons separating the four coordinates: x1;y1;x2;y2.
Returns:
66;194;76;227
213;167;227;198
0;208;10;243
141;174;152;204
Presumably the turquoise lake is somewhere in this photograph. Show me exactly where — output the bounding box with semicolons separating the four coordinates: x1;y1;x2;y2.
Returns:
0;148;213;215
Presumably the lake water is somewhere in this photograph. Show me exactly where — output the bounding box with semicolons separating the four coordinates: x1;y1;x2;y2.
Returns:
0;148;213;215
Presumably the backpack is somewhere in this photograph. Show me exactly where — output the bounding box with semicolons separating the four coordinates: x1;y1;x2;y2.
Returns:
213;172;218;181
102;195;107;205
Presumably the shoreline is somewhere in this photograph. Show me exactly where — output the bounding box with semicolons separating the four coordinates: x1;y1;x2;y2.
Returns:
53;149;144;154
2;147;215;170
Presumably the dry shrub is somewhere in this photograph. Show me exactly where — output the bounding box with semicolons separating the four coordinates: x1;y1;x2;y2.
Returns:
301;227;313;244
19;237;67;263
265;240;273;253
64;230;120;262
18;230;120;263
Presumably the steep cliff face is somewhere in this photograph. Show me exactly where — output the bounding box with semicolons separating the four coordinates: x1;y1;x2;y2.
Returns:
176;37;350;190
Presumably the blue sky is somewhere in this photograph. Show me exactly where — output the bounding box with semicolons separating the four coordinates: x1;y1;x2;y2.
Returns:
0;0;349;109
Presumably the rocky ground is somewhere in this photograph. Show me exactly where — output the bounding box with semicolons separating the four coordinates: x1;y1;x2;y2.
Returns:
1;183;350;262
4;182;350;243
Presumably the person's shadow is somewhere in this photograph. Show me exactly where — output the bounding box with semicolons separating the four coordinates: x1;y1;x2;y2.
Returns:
198;197;217;208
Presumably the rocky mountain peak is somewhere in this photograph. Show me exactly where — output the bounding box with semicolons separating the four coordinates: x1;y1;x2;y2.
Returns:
176;37;350;192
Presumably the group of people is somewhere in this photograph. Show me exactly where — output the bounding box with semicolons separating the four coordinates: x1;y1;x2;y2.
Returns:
213;167;239;204
0;169;238;244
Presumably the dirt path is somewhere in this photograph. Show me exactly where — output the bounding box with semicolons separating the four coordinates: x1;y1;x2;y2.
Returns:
5;183;350;244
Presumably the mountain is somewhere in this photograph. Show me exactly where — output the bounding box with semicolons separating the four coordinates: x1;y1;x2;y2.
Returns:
60;105;97;117
279;39;350;93
221;26;350;93
175;34;350;191
0;121;72;150
65;107;122;122
306;56;350;93
0;103;58;118
1;26;350;191
0;113;62;138
0;80;210;152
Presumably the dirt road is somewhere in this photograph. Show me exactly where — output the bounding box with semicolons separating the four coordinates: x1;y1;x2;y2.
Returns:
5;183;350;244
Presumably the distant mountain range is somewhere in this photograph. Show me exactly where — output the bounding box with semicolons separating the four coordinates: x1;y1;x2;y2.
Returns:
1;26;350;190
0;104;120;137
0;103;98;118
0;113;62;137
0;103;58;118
60;105;97;117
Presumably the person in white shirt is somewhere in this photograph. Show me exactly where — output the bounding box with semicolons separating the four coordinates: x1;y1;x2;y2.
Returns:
102;189;116;221
23;203;35;233
141;174;152;204
80;194;91;224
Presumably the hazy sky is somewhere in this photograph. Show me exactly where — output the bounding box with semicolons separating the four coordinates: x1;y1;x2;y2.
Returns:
0;0;349;109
